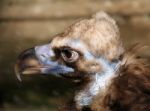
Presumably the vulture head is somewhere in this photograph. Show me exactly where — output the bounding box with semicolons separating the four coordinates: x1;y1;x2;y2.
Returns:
15;12;150;111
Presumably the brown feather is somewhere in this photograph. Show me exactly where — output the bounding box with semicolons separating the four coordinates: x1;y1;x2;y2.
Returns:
91;48;150;111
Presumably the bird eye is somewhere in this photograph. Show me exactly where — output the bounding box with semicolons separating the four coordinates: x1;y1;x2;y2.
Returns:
61;48;79;62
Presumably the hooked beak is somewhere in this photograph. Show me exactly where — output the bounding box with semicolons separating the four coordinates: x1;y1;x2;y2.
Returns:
14;44;74;81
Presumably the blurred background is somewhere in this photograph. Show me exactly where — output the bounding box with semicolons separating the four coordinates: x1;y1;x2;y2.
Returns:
0;0;150;111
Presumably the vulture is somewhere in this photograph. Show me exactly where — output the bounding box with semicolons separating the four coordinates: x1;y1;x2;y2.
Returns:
15;12;150;111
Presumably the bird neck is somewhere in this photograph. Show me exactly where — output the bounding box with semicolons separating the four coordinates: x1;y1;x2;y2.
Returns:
74;57;120;110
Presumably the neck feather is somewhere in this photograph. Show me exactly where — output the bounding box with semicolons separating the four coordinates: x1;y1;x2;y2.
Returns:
74;58;120;109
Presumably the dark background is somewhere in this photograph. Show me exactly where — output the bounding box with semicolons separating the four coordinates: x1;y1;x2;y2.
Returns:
0;0;150;111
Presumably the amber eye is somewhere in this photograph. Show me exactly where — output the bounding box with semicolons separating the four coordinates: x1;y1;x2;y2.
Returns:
61;48;79;62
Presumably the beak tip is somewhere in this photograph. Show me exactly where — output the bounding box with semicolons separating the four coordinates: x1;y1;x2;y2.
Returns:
16;73;22;82
14;63;22;82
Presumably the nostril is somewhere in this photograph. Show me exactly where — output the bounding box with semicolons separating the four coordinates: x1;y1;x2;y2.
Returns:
41;54;46;58
40;54;48;61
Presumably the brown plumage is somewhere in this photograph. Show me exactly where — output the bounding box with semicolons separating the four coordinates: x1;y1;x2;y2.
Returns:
91;48;150;111
15;12;150;111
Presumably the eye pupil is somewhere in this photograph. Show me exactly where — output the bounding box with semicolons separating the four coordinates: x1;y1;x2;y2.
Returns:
62;49;72;58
